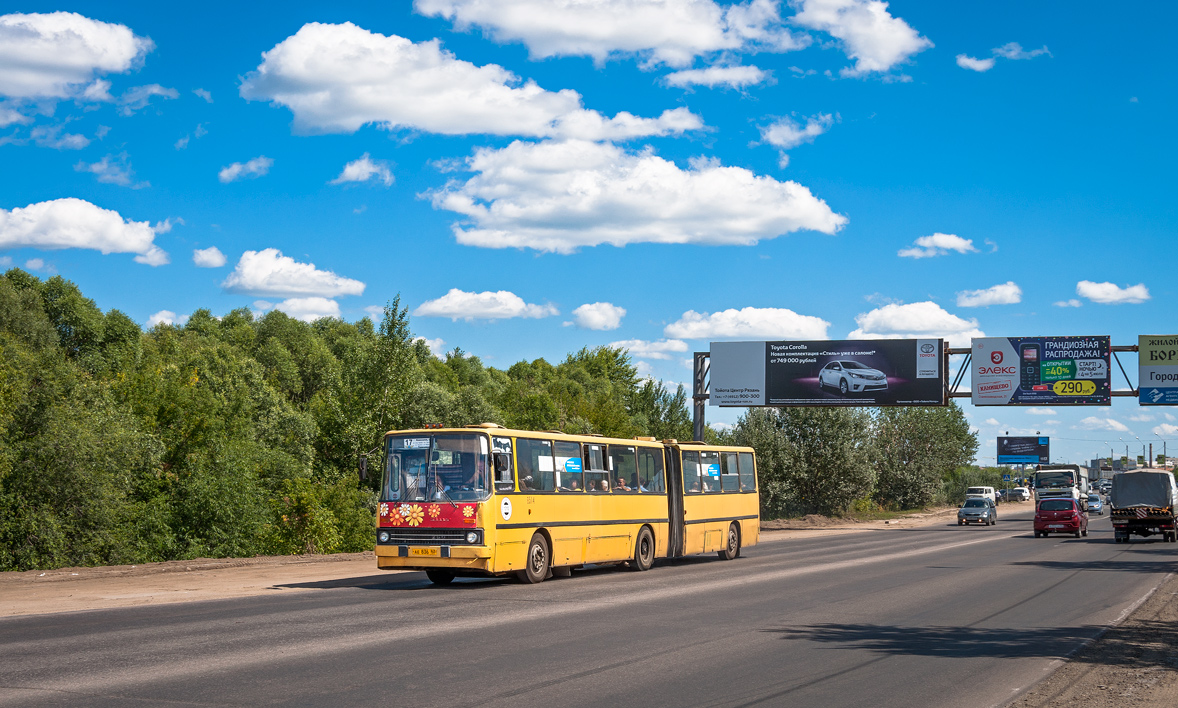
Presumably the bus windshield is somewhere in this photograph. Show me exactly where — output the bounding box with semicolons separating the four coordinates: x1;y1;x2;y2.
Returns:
383;433;490;502
1034;471;1075;488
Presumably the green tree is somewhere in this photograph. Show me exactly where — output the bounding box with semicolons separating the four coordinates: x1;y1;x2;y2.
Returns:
872;402;978;509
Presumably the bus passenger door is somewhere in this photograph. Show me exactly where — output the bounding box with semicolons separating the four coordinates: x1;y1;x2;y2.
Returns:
665;448;685;557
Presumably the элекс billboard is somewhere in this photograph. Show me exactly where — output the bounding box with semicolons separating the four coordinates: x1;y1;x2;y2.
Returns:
972;336;1110;406
710;339;944;407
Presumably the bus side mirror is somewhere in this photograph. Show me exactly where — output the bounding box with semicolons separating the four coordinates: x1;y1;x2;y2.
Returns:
494;453;510;473
359;456;368;482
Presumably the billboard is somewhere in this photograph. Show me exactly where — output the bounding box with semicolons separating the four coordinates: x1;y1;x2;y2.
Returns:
710;339;944;407
971;336;1111;406
1139;335;1178;405
997;436;1049;464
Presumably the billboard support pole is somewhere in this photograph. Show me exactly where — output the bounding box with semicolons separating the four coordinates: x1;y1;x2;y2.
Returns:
692;352;710;442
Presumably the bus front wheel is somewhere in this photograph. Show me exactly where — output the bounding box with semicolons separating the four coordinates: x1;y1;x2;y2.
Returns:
426;570;454;585
519;533;550;584
718;523;740;560
632;527;655;571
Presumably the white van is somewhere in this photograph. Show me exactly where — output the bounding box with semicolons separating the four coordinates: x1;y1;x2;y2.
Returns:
966;486;997;504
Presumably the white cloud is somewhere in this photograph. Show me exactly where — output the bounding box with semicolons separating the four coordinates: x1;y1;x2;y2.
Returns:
118;83;178;115
0;256;11;266
1026;408;1056;416
898;232;978;258
957;42;1049;73
30;124;89;150
414;288;558;321
1126;413;1153;422
983;418;1001;427
992;42;1050;60
609;338;688;360
760;113;833;166
1076;280;1150;305
222;248;365;297
430;139;847;253
219;156;273;183
1153;424;1178;436
414;0;807;68
414;336;447;356
665;306;830;340
1053;299;1082;308
0;12;153;103
193;88;212;102
663;65;770;89
956;281;1021;307
791;0;933;77
1077;416;1129;433
274;296;341;322
330;153;394;186
23;257;46;271
571;302;626;330
239;22;702;140
192;246;226;268
848;301;982;347
0;105;30;127
174;122;207;150
0;197;167;265
74;152;146;188
955;54;994;72
147;310;188;327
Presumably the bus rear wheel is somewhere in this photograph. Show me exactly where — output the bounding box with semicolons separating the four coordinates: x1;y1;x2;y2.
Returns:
718;523;740;560
632;527;655;571
519;533;549;584
426;570;454;585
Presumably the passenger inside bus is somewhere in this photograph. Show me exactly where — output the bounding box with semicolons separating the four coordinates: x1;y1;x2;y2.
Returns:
615;477;630;491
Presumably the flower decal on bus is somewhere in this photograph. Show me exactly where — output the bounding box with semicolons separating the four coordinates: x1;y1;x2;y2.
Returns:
387;507;403;526
427;504;441;519
405;504;425;527
379;503;389;517
462;505;475;518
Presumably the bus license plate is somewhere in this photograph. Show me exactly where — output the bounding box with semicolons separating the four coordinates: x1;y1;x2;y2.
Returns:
410;547;439;557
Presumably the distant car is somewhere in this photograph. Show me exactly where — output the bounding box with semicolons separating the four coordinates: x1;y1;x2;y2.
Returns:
1011;487;1031;502
818;360;888;396
958;498;997;526
1034;498;1088;538
965;486;997;504
996;489;1011;502
1087;493;1103;515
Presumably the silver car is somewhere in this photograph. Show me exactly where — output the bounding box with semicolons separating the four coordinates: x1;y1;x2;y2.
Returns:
958;498;997;526
818;360;888;395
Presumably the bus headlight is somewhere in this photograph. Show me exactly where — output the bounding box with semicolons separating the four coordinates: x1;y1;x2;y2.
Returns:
466;531;479;544
378;531;390;543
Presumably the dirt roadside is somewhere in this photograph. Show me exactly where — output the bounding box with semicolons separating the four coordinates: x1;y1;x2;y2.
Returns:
3;502;1173;707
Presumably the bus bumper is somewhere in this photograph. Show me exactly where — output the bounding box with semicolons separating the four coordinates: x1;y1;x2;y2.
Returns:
375;545;492;572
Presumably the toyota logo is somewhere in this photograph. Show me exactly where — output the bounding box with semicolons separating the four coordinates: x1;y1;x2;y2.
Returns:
920;343;935;353
991;351;1004;364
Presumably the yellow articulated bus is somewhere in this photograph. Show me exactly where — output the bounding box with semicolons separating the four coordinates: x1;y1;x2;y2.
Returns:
374;423;759;584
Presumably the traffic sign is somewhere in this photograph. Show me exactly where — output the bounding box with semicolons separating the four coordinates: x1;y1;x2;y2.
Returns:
1002;474;1011;481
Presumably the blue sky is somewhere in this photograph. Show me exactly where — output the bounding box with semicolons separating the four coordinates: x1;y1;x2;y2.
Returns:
2;1;1175;466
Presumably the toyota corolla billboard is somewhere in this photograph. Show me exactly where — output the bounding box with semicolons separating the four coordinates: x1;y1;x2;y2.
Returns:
971;336;1111;406
710;339;944;407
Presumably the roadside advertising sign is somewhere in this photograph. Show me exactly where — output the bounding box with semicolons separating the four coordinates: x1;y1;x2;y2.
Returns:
971;336;1111;405
997;436;1049;464
710;339;945;407
1138;335;1178;405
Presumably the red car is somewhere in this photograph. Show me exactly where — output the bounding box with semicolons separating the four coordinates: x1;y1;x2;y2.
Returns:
1034;498;1088;538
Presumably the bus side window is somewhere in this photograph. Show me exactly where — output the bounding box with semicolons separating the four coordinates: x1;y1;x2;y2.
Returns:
516;438;556;492
609;445;638;493
738;452;756;491
721;452;739;492
492;437;515;492
683;451;702;494
637;447;664;493
554;441;583;491
584;444;609;492
700;450;721;493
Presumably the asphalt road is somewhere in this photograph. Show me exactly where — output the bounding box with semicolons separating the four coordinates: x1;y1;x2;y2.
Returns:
2;507;1175;708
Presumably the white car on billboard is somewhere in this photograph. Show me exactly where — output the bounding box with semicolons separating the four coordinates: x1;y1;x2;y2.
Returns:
818;360;888;395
